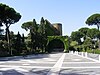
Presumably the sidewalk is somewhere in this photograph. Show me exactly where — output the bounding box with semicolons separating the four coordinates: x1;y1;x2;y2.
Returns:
0;56;23;61
0;54;49;61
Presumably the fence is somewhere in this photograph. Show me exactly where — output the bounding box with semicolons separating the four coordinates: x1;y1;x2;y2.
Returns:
69;51;100;62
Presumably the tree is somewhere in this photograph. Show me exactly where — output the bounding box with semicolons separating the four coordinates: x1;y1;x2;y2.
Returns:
86;13;100;49
87;28;99;39
83;38;93;51
21;21;33;50
0;40;9;56
39;17;45;52
16;32;21;55
38;17;45;34
0;3;21;54
71;31;84;44
70;41;78;51
21;21;33;31
21;34;27;50
32;19;39;51
0;22;3;35
39;17;48;53
86;13;100;30
9;31;16;55
22;34;25;43
21;19;39;52
79;27;89;40
0;21;4;40
96;31;100;39
44;19;57;36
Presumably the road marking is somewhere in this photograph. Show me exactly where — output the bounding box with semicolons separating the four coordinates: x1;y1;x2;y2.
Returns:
22;64;30;65
47;53;66;75
0;67;28;72
63;62;100;63
27;60;56;63
8;61;56;64
0;62;5;64
0;68;13;70
0;65;52;68
61;67;100;68
72;59;81;61
74;54;100;62
5;60;56;63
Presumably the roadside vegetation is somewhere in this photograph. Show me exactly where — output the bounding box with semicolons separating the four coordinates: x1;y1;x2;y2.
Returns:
0;3;64;57
0;3;100;57
69;13;100;54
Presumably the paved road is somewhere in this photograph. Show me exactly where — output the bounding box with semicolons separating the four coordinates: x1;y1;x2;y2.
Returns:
0;53;100;75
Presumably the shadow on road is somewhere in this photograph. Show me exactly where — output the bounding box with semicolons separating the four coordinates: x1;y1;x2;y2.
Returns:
0;70;24;75
0;53;51;61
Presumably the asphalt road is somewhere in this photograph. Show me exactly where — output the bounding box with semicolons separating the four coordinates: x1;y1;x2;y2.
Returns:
0;52;100;75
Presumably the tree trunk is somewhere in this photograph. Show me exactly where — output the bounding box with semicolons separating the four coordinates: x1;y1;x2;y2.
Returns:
6;26;11;55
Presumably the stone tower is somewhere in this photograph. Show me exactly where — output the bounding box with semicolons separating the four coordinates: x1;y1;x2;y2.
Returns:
52;23;62;36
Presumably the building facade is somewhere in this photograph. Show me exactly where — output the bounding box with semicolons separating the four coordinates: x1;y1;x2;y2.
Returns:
52;23;62;36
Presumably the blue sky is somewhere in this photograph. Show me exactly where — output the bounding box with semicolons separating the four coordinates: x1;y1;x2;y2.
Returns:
0;0;100;36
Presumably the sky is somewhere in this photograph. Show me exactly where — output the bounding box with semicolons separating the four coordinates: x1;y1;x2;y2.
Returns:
0;0;100;36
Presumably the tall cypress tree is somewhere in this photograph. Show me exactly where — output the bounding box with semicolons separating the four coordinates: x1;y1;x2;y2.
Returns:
16;32;21;54
40;17;45;52
22;33;25;43
21;33;27;52
39;17;48;53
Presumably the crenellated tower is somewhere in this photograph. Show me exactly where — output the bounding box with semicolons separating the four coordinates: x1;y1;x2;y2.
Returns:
52;23;62;36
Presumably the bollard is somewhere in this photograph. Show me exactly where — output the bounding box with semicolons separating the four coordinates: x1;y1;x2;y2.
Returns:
81;52;83;57
99;55;100;61
85;52;87;57
71;51;73;54
76;51;78;55
69;51;70;53
74;51;78;55
75;51;76;54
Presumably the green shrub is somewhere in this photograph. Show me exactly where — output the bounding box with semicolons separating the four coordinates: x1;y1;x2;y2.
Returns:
86;49;93;53
94;49;100;54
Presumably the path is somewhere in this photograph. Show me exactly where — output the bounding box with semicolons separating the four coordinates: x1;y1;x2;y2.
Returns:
0;53;100;75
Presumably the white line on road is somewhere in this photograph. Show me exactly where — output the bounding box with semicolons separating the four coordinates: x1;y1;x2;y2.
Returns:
5;61;56;63
0;65;52;68
22;64;30;65
47;53;66;75
74;54;100;62
63;62;99;64
0;62;5;64
0;67;29;72
61;67;100;68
